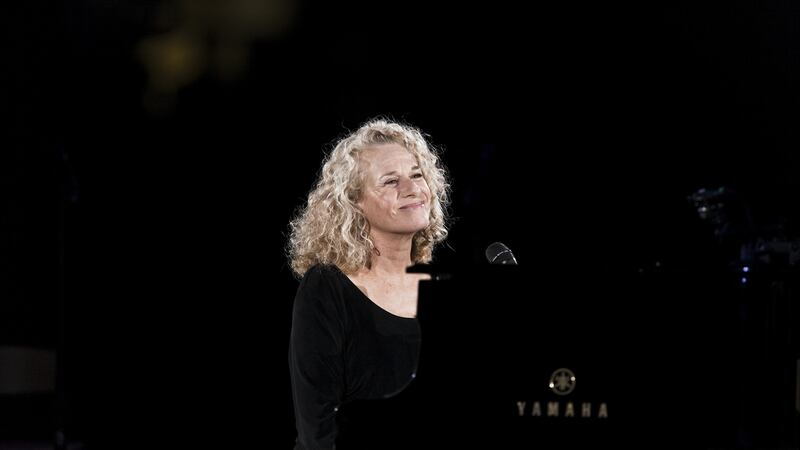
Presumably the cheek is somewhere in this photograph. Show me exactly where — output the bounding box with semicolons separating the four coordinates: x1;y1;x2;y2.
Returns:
374;197;395;214
422;183;432;197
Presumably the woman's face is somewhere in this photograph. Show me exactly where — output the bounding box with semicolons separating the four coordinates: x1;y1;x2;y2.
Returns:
357;143;431;239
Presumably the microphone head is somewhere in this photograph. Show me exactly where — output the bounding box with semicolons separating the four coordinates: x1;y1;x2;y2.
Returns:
485;242;518;265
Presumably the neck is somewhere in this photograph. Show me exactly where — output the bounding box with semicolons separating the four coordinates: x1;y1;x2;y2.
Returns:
368;232;415;276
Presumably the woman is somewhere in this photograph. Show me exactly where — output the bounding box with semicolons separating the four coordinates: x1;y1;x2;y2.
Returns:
286;118;451;449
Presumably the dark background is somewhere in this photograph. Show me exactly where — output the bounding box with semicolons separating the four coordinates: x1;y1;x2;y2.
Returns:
2;0;798;448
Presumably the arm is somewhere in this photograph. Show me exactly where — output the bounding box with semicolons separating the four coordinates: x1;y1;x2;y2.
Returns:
289;267;345;450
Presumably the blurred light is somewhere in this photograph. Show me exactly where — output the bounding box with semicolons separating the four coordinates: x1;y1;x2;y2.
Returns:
138;0;299;115
742;266;750;273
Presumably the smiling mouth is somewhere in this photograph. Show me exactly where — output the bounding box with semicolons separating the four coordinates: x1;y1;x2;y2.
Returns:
400;202;425;210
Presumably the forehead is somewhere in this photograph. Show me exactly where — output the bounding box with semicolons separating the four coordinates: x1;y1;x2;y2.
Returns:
360;143;417;171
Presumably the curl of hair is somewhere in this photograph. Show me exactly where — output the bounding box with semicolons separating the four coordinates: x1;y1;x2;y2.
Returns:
287;118;451;278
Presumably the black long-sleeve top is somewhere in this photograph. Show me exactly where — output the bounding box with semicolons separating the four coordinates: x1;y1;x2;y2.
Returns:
288;265;421;450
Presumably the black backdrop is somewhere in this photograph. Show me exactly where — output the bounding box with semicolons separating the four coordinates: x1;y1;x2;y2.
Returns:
3;0;799;448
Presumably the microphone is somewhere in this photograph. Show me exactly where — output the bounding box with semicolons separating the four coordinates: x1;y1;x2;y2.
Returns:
485;242;518;265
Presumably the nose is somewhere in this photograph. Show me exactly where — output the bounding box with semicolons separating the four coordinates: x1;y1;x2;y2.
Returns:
399;176;422;197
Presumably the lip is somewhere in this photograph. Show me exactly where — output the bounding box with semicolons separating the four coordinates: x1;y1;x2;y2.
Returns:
399;202;425;210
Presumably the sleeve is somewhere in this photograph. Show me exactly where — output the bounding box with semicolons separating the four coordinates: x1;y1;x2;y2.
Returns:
289;267;346;450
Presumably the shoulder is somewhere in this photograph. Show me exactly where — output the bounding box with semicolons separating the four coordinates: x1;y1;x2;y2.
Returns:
299;264;342;289
292;266;352;333
294;265;346;307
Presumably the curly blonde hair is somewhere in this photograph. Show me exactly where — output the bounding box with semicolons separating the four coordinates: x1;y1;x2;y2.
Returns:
287;118;451;278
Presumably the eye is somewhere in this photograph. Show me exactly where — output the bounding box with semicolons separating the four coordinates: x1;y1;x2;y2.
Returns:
383;179;398;186
411;173;423;179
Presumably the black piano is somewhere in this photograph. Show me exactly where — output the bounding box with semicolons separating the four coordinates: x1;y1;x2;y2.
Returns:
337;262;797;449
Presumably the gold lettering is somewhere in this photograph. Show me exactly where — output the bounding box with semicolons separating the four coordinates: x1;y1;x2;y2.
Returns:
517;400;606;419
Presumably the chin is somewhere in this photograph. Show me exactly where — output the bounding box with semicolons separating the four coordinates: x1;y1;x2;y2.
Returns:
395;223;428;235
390;218;429;235
412;220;430;233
